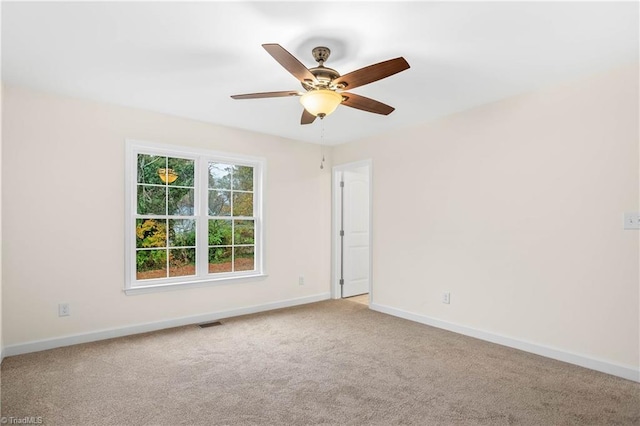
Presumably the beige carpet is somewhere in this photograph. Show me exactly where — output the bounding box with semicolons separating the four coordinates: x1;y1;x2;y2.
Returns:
2;300;639;425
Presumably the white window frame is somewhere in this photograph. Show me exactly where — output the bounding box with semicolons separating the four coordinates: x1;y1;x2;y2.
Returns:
124;139;266;295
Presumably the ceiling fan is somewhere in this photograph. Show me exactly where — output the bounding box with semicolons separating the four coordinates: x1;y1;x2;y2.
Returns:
231;44;410;125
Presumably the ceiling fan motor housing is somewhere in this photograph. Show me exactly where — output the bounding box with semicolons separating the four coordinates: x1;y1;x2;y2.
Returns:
304;66;341;90
301;46;344;91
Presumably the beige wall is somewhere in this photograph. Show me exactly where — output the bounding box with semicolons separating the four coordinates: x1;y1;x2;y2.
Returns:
333;64;640;370
1;83;3;360
2;86;331;347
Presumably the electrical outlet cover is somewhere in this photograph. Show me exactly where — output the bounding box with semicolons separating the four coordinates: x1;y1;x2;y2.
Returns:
624;212;640;230
58;303;70;317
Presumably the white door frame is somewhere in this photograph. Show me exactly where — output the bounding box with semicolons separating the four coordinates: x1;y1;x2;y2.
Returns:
331;159;373;301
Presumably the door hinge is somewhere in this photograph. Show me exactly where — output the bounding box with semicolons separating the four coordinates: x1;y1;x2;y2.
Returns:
339;279;344;285
340;230;344;237
340;181;344;187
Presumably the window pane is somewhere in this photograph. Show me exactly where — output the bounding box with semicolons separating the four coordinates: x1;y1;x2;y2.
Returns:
208;163;232;189
136;219;167;248
208;247;232;273
167;157;195;187
136;249;167;280
169;248;196;277
137;154;165;185
209;190;231;216
168;187;194;215
234;220;255;245
137;185;166;215
233;166;253;191
234;246;254;272
209;219;232;246
233;192;253;216
169;219;196;247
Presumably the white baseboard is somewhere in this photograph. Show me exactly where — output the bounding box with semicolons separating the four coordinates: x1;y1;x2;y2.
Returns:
370;302;640;383
3;293;331;358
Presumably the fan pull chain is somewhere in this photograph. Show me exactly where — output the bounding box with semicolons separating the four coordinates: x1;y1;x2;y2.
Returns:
320;126;324;169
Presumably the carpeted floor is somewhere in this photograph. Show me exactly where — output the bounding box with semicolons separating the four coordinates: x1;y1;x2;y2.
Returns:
1;300;639;425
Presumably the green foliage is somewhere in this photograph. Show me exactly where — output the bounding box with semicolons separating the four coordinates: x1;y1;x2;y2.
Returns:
136;249;166;273
167;157;195;187
137;154;164;185
233;166;253;191
137;154;195;215
136;219;167;273
234;220;254;244
136;219;166;248
208;219;232;245
169;219;196;247
136;219;197;273
168;188;195;215
138;185;166;215
232;192;253;216
208;220;232;264
208;190;231;216
209;247;231;264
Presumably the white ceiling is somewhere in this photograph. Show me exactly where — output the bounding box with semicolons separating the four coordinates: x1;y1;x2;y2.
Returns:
2;1;638;145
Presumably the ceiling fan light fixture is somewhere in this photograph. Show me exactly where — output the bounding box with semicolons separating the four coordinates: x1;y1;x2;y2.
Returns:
300;89;343;118
158;168;178;184
231;44;410;124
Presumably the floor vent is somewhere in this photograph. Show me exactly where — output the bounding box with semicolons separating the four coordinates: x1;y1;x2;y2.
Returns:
198;321;222;328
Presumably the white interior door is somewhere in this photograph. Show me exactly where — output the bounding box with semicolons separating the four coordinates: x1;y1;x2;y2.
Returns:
341;166;370;298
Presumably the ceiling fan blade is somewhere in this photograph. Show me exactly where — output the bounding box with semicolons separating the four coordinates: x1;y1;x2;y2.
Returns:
333;57;410;91
341;92;395;115
301;109;316;125
262;43;318;85
231;91;300;100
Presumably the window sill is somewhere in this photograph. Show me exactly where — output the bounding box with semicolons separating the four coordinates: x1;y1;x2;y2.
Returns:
124;273;268;295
